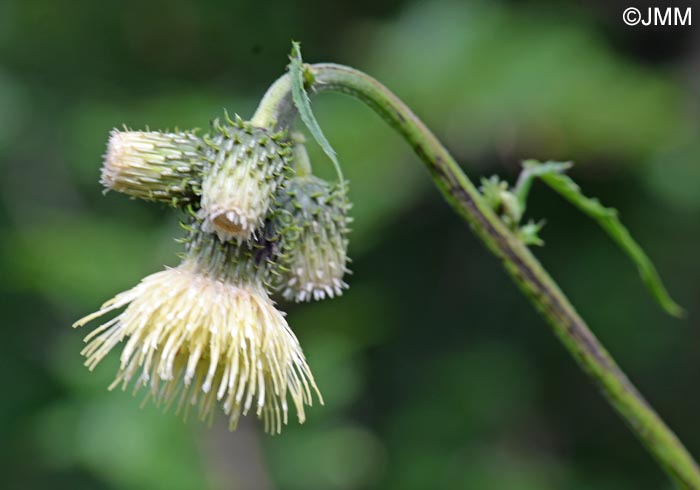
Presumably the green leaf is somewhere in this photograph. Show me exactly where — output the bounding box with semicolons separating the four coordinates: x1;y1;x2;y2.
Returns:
288;41;345;189
523;160;684;318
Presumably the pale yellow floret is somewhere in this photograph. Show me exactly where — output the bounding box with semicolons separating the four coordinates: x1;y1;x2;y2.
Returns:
74;261;322;434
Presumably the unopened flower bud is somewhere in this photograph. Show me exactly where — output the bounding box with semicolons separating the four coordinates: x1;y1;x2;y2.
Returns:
199;117;291;242
101;129;204;206
74;219;321;434
277;175;351;302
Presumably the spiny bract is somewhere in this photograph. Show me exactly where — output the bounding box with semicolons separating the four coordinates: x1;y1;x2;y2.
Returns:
101;129;204;206
198;117;292;243
275;175;351;302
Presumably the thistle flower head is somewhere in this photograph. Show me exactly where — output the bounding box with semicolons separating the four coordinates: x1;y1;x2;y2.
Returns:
199;117;291;242
101;129;204;206
74;221;321;433
277;175;351;302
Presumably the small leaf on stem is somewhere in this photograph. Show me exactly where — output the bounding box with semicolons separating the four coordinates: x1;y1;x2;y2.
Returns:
523;159;684;318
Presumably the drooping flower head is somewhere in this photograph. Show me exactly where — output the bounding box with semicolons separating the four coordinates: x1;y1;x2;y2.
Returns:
74;219;321;433
76;116;356;433
198;117;292;242
101;129;204;206
276;175;351;302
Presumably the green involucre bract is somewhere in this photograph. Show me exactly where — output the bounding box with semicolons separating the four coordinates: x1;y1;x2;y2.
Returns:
101;129;204;206
199;117;292;242
275;175;351;302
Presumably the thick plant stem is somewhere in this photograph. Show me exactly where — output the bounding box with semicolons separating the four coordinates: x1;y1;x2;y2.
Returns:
251;63;700;489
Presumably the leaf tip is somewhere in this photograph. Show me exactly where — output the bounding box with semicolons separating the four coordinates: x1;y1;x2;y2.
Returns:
664;300;686;319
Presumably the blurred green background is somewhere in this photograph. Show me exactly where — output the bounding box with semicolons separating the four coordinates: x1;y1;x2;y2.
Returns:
1;0;698;488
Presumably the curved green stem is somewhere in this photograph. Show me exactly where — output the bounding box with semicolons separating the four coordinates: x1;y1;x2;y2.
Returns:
252;63;700;489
